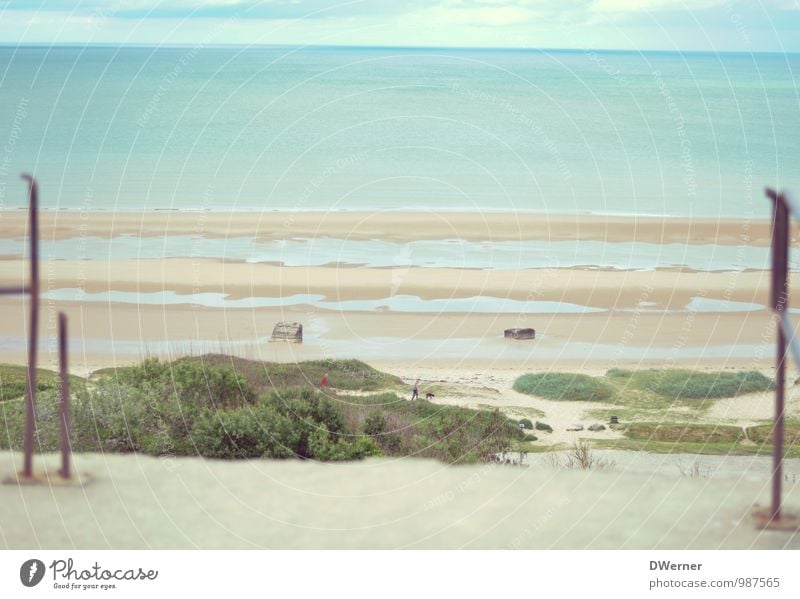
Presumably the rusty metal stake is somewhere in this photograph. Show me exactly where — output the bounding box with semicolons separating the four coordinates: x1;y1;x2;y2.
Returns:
767;188;789;521
58;312;71;480
22;174;39;479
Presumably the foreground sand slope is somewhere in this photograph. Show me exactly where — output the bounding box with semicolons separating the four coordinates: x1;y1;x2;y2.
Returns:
1;452;798;549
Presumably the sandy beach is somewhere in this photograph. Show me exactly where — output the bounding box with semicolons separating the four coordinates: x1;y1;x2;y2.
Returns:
0;297;786;374
0;209;789;375
0;210;783;245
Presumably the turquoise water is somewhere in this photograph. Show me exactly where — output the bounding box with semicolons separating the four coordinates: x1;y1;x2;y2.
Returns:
0;46;797;216
36;289;765;314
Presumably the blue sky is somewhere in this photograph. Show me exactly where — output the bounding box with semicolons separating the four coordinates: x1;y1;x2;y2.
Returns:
0;0;798;52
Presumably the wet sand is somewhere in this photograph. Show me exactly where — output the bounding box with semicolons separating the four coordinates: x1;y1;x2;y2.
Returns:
0;257;777;309
0;296;786;376
0;210;781;245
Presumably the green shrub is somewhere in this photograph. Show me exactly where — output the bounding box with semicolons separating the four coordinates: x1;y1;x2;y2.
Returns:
411;406;524;463
72;380;148;453
0;391;63;452
535;421;553;433
191;407;299;459
606;368;633;378
513;373;615;402
111;357;256;410
364;412;387;436
361;412;402;452
308;425;382;461
518;418;534;430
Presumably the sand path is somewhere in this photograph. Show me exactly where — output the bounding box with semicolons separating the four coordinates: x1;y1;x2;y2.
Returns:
702;386;800;426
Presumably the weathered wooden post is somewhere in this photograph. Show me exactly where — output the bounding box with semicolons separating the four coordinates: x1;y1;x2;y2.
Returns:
2;175;86;486
768;188;789;521
754;188;800;530
58;312;71;480
22;174;39;479
0;175;39;480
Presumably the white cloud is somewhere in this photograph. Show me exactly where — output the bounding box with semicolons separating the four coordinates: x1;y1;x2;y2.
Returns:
773;0;800;9
414;4;538;27
591;0;726;11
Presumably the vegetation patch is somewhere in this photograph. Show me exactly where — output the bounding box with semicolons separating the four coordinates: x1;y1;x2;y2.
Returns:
745;422;800;446
0;364;86;402
512;372;615;402
624;422;745;443
1;356;521;464
93;355;401;394
607;368;773;400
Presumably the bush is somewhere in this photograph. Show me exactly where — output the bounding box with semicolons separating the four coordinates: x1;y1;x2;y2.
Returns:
191;407;299;459
518;418;534;430
361;412;402;452
112;357;256;410
364;412;387;436
308;425;382;461
414;406;524;463
0;391;63;452
513;373;615;402
606;368;633;378
535;421;553;433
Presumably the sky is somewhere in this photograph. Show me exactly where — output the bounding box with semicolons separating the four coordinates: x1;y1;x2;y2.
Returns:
0;0;798;52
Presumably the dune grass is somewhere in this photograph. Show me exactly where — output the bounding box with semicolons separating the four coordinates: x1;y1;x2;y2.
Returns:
512;373;615;402
745;421;800;445
0;364;86;402
514;369;775;426
624;422;745;443
92;355;402;393
592;420;800;458
607;368;774;400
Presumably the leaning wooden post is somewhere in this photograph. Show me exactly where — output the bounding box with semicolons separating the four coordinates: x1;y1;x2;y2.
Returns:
768;189;789;521
22;174;39;480
58;312;71;480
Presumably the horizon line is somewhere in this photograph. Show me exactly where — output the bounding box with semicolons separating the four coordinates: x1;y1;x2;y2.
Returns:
1;41;797;56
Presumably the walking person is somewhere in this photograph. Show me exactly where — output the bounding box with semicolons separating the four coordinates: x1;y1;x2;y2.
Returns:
321;372;328;387
411;379;420;401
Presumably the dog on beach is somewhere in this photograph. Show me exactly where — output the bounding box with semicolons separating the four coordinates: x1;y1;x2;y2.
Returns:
425;392;435;400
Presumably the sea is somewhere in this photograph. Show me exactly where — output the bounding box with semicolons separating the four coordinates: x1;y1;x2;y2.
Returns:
0;45;798;357
0;45;798;216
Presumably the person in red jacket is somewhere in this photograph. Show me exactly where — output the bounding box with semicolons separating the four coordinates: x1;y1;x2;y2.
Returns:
321;373;328;387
